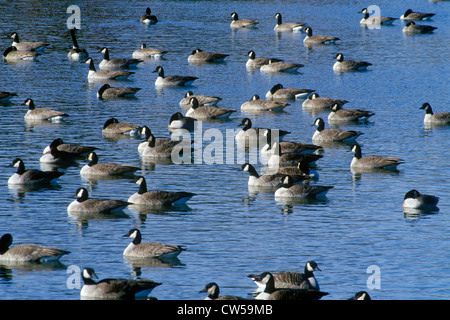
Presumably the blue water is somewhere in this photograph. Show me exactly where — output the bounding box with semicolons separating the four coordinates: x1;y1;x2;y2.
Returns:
0;0;449;300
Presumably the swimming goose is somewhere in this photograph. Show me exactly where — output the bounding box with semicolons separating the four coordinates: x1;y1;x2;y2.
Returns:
8;158;64;185
359;8;396;26
274;175;333;199
3;46;40;62
274;13;307;33
80;152;139;177
400;9;435;21
80;267;161;300
348;291;371;300
230;12;259;29
277;160;320;181
235;118;290;142
312;118;363;143
85;58;134;81
187;48;229;63
68;28;88;61
185;97;236;120
241;94;289;112
302;93;348;110
333;53;372;73
153;66;198;87
262;129;323;156
141;134;189;159
402;189;439;211
132;43;167;60
43;138;98;157
39;139;79;165
0;91;17;102
128;176;196;207
97;84;141;99
102;118;141;136
168;112;196;131
303;27;340;45
140;7;158;25
0;233;69;263
10;32;49;52
246;50;283;70
67;187;130;214
138;126;178;153
179;91;222;108
328;104;375;122
99;47;143;70
265;83;314;101
402;21;437;34
350;145;404;171
22;98;69;122
420;103;450;125
200;282;245;300
123;228;186;259
241;163;305;188
267;142;323;168
260;60;304;73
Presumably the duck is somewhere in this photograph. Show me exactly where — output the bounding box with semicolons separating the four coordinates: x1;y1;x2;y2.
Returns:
179;91;222;108
42;138;98;157
80;267;161;300
23;98;69;122
400;9;435;21
102;118;141;136
240;163;305;188
85;58;134;81
140;7;158;25
274;175;333;199
303;27;339;45
10;32;49;52
241;94;289;112
3;46;40;62
328;104;375;122
0;91;17;102
265;83;314;101
402;190;439;211
267;142;323;168
67;187;130;214
8;158;64;185
168;112;196;132
359;8;396;26
333;53;372;73
302;93;348;110
97;84;141;99
260;60;304;73
235;118;290;142
132;43;167;60
39;139;80;165
246;50;283;70
153;66;198;87
402;21;437;34
312;118;363;143
277;160;320;181
123;228;186;259
141;134;189;159
128;176;196;207
229;12;259;29
80;152;139;177
350;144;404;171
187;48;229;63
0;233;69;263
185;97;236;120
348;291;371;300
200;282;245;300
99;47;143;70
273;13;307;33
420;103;450;125
68;28;88;61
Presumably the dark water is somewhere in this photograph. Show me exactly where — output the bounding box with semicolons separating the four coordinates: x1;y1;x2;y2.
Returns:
0;0;449;300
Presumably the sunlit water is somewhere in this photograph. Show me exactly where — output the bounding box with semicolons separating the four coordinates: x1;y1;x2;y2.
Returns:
0;0;449;300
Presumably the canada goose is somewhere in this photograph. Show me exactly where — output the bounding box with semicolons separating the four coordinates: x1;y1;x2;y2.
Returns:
179;91;222;108
402;21;437;34
140;7;158;25
85;58;134;81
249;261;321;292
261;129;323;156
102;118;141;136
235;117;290;142
67;187;130;214
400;9;435;21
348;291;371;300
185;97;236;120
230;12;259;29
80;267;161;300
99;47;143;70
350;145;404;171
97;84;141;99
39;139;79;165
246;50;283;70
132;43;167;60
241;94;289;112
403;189;439;212
277;160;320;181
359;8;396;26
274;175;333;199
141;134;188;159
80;152;139;177
333;53;372;73
138;126;179;153
0;91;17;101
68;28;88;61
303;27;339;45
265;83;314;101
260;59;304;73
302;93;348;110
42;138;98;157
312;118;363;143
200;282;245;300
128;176;196;207
8;158;64;185
123;228;186;259
3;46;40;62
10;32;49;52
254;272;328;300
328;104;375;122
168;112;196;131
274;13;307;33
267;142;323;168
0;233;69;263
187;48;229;63
22;98;68;122
152;66;198;87
420;103;450;125
240;163;305;188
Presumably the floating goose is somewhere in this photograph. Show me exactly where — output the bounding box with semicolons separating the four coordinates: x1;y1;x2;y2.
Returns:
80;152;139;177
140;7;158;25
179;91;222;108
402;189;439;211
420;103;450;125
187;48;229;63
261;131;322;157
328;104;375;122
141;134;188;159
348;291;371;300
68;28;88;61
246;50;283;70
241;94;289;112
138;126;179;153
102;118;141;136
260;60;304;73
274;13;307;32
8;158;64;185
402;21;437;34
230;12;259;29
350;145;404;171
267;142;323;168
266;83;314;101
0;91;17;102
0;233;69;263
235;117;290;142
333;53;372;73
99;47;142;70
302;93;348;110
359;8;396;26
303;27;339;45
97;84;141;99
168;112;196;131
123;228;186;259
128;176;196;207
185;97;236;120
274;175;333;199
43;138;98;157
67;187;130;214
240;163;305;188
80;267;161;300
39;139;79;165
277;160;319;181
312;118;363;143
22;98;68;122
200;282;245;300
153;66;198;87
132;44;167;60
10;32;48;52
85;58;134;81
3;46;40;62
400;9;435;21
